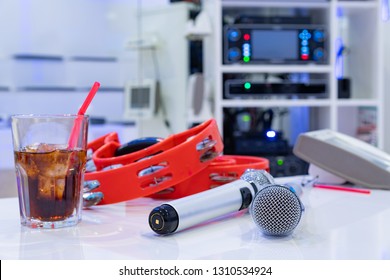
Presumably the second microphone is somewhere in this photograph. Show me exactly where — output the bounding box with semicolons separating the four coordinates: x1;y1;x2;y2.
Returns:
149;169;274;235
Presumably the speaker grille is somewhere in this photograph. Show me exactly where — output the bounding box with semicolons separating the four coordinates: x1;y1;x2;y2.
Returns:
251;184;303;236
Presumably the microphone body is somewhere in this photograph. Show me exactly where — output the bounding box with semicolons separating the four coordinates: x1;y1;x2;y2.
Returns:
149;169;274;235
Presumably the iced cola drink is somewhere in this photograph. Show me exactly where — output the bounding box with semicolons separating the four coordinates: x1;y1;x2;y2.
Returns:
15;144;86;223
11;114;89;229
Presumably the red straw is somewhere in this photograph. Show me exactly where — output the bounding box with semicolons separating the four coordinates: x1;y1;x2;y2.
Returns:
68;82;100;148
77;82;100;115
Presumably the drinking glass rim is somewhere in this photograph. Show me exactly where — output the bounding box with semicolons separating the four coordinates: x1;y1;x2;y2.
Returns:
11;114;89;119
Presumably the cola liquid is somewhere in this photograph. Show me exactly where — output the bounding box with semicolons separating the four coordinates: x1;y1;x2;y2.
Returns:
14;144;87;222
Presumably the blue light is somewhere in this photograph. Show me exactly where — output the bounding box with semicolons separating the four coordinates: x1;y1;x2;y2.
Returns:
266;130;276;138
228;29;240;41
299;30;311;40
313;30;324;42
228;48;240;60
335;37;344;79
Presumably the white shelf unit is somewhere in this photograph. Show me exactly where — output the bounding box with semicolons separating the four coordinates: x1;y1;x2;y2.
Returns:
203;0;384;151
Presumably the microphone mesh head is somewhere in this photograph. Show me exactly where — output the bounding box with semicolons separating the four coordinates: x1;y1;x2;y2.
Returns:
251;184;303;236
240;169;275;186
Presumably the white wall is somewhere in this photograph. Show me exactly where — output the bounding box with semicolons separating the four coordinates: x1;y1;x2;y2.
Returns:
0;0;173;170
0;0;169;121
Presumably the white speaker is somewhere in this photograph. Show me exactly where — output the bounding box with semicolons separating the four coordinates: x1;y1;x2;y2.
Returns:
123;79;156;120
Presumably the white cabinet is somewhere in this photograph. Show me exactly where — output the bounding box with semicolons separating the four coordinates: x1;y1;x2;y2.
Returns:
204;0;384;152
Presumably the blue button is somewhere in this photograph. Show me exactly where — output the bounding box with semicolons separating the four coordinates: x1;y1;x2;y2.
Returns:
228;48;241;61
227;29;241;42
299;32;311;40
313;30;325;42
313;48;324;60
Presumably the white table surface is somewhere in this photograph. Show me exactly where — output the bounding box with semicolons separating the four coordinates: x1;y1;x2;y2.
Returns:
1;176;390;260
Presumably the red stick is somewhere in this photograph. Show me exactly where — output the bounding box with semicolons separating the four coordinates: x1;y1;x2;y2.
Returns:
68;82;100;148
313;184;371;194
78;82;100;115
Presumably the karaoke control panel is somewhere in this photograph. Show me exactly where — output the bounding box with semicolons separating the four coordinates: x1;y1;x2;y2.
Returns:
224;25;327;64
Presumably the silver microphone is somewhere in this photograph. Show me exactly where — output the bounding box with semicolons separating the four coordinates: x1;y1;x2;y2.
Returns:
250;183;305;237
149;169;274;235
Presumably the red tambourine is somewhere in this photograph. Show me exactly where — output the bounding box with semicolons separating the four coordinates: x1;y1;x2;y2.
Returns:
85;119;224;205
148;155;269;199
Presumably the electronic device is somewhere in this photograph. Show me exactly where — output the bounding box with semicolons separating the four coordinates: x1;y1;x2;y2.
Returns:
225;79;327;99
229;134;309;178
223;108;309;177
148;169;274;235
268;155;309;178
293;129;390;190
251;183;304;236
224;24;327;64
123;79;157;120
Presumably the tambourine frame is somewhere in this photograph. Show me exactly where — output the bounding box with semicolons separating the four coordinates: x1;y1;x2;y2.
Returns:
85;119;224;204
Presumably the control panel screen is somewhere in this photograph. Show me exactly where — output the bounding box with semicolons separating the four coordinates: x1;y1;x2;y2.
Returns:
252;30;298;60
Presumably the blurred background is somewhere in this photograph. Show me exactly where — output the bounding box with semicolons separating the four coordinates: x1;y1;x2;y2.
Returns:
1;0;390;190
